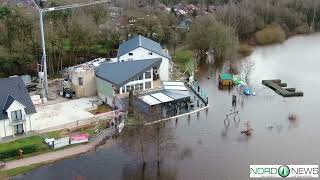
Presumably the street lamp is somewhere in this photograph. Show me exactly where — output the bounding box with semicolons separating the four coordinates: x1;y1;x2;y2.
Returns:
29;0;110;99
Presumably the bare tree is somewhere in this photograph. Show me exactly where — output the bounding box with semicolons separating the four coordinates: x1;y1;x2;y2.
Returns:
240;59;255;83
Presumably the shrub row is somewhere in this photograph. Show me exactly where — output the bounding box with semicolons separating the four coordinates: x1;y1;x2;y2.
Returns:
0;145;37;160
255;25;286;45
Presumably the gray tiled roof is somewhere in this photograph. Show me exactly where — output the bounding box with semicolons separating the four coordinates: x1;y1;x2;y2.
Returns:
117;35;171;59
0;77;37;120
95;58;162;89
3;96;16;111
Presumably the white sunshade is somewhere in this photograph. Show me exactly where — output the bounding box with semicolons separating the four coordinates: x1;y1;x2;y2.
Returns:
163;81;185;86
150;93;174;103
164;85;188;91
139;95;162;106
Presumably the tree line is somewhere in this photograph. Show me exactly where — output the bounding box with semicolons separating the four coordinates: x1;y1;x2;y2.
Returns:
0;0;320;77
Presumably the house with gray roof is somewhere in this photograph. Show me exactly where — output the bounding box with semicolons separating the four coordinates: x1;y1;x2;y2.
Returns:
0;77;36;139
95;59;162;107
117;35;171;81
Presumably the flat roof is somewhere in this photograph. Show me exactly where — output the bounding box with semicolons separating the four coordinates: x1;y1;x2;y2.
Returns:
164;90;191;100
150;93;174;103
163;81;185;86
139;95;162;106
164;85;188;91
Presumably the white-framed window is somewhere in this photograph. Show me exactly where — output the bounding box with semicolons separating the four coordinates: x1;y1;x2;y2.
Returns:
135;83;143;91
11;110;22;121
145;81;151;89
122;86;126;93
145;70;151;79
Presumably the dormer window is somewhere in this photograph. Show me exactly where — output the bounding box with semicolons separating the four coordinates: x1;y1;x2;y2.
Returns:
129;53;133;56
148;52;153;55
11;110;22;121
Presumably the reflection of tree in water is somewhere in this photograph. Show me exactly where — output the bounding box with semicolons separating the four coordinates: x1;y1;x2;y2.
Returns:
119;122;177;180
288;113;299;129
118;104;177;178
73;176;86;180
177;147;193;161
121;162;177;180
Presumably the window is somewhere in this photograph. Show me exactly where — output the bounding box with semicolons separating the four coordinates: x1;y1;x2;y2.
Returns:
134;74;143;81
122;86;126;94
129;53;133;56
145;81;151;89
11;110;22;121
126;85;134;92
148;52;153;55
126;85;131;92
78;77;83;86
145;70;151;79
135;83;143;91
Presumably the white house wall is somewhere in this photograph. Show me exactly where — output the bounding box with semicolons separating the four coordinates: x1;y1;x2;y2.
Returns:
119;47;170;81
0;116;33;138
6;100;26;122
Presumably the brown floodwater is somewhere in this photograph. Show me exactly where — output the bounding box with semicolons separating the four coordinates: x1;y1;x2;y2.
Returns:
14;34;320;180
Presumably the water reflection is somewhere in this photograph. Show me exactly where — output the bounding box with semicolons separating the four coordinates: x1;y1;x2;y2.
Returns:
122;163;177;180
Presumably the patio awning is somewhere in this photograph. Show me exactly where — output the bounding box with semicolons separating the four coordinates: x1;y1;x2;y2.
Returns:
150;93;174;103
139;95;162;106
163;81;185;86
164;85;188;91
163;90;191;100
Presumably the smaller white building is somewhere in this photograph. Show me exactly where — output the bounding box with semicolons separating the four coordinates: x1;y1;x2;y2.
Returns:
117;35;171;81
0;77;36;139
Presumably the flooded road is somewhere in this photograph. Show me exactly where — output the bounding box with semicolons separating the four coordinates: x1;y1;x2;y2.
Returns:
15;34;320;180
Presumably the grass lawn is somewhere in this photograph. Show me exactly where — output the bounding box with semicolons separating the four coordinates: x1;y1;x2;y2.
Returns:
0;136;47;155
172;49;194;64
0;130;64;161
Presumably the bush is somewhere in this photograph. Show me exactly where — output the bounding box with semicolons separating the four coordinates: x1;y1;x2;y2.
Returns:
238;43;253;56
294;25;313;35
0;135;47;160
255;25;286;45
0;145;37;160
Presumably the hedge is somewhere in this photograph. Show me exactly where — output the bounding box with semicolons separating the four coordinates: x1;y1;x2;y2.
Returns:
0;145;37;160
255;25;286;45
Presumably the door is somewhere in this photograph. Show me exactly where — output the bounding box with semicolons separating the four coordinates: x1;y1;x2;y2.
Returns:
15;124;24;135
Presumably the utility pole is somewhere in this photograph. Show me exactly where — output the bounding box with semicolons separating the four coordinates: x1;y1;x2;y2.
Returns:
39;9;48;98
29;0;110;100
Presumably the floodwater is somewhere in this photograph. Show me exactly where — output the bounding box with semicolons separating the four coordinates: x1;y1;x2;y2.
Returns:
14;34;320;180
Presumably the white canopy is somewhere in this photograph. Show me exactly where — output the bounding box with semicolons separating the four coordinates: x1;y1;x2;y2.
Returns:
139;95;162;106
163;81;185;86
150;93;174;103
164;85;188;91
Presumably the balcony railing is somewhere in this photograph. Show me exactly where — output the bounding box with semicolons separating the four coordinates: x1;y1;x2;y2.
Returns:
11;117;26;125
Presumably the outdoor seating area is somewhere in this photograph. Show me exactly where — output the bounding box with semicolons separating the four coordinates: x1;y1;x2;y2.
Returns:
136;81;194;118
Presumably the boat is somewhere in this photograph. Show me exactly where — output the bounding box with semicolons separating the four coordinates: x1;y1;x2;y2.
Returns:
243;87;252;95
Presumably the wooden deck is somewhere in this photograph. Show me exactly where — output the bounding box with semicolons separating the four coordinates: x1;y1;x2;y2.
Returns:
262;79;303;97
